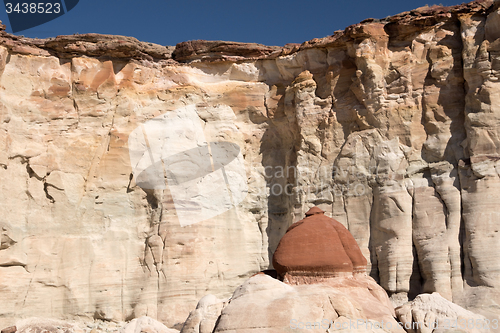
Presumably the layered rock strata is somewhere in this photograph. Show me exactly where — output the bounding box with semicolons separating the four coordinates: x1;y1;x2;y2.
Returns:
1;0;500;327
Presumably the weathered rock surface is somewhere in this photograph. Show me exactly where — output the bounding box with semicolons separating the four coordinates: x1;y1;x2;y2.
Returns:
1;0;500;328
212;274;404;332
4;317;179;333
0;327;16;333
396;293;491;333
180;295;228;333
172;40;281;62
15;318;85;333
272;206;367;282
121;317;179;333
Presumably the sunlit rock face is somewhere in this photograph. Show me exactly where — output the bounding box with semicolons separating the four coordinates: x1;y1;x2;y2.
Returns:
1;0;500;327
211;274;404;333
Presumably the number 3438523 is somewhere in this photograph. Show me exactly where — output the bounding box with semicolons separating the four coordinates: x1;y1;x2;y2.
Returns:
5;3;61;14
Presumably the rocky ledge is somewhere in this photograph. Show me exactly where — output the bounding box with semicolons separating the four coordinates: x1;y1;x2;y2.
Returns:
0;0;493;62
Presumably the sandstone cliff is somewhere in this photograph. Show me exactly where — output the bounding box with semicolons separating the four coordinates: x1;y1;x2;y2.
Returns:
1;0;500;327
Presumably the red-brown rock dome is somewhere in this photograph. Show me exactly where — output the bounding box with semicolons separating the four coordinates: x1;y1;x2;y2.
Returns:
272;207;367;283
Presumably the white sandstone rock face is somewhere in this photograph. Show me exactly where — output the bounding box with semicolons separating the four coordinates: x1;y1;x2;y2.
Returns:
0;53;271;328
128;104;248;227
1;0;500;328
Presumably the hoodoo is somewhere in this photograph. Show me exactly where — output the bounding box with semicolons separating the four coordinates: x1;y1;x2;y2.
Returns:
272;207;367;283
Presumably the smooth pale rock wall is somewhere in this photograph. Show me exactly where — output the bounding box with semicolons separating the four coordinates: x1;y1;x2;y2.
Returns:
1;0;500;327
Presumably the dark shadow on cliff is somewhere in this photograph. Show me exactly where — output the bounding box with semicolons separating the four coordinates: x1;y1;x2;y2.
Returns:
418;18;470;289
421;21;466;165
258;84;300;267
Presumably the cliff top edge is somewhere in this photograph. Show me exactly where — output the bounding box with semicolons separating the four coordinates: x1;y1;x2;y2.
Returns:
0;0;493;63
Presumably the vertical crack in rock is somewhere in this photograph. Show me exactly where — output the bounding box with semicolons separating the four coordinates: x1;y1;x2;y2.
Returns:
25;162;43;181
263;81;300;266
368;192;380;283
42;183;55;203
263;92;270;119
126;172;134;193
21;261;37;307
431;163;464;300
72;98;80;127
105;102;118;153
409;244;424;300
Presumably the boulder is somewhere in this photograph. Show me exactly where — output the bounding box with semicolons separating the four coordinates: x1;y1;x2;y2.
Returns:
396;293;492;333
213;274;404;332
180;295;228;333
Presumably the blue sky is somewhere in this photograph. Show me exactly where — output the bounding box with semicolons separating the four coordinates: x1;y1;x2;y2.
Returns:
0;0;466;46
